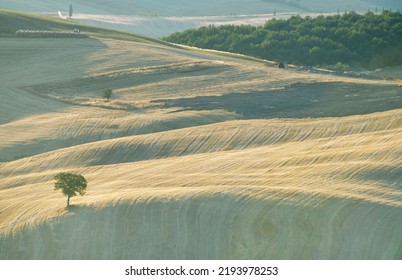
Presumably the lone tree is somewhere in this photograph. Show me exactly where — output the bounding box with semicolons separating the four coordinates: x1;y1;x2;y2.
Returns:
69;4;73;18
54;172;87;208
102;88;113;101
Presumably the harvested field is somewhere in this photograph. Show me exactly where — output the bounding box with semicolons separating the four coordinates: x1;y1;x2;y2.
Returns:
0;11;401;260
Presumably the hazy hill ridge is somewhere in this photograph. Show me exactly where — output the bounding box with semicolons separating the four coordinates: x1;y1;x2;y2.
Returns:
1;0;402;37
1;0;401;16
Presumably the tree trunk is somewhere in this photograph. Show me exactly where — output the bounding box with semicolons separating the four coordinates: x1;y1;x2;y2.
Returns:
67;195;70;208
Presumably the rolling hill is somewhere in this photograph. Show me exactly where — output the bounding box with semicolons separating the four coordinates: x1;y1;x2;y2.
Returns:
0;10;401;259
2;1;402;38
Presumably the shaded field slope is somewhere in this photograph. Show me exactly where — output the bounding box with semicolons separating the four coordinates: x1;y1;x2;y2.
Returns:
0;11;401;259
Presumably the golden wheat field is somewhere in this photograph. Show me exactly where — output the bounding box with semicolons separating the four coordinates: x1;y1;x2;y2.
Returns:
0;21;401;259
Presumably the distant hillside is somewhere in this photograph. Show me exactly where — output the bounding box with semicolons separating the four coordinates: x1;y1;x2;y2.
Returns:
0;9;165;44
164;11;402;69
1;0;401;16
2;1;401;38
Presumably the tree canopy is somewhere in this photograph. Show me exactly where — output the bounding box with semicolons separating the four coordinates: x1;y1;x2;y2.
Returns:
164;11;402;69
54;172;87;207
102;88;113;101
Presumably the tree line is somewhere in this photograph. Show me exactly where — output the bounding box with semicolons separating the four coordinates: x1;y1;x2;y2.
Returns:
164;11;402;69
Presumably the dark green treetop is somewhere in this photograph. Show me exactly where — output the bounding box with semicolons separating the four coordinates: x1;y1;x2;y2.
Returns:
54;172;87;208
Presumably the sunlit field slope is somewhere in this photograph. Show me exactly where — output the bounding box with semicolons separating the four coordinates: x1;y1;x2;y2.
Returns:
0;11;401;259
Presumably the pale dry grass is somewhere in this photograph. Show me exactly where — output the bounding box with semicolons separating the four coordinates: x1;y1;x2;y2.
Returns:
1;109;401;232
1;108;401;259
0;36;401;259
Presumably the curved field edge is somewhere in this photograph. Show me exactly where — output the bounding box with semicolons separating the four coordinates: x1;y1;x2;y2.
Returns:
0;108;401;181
